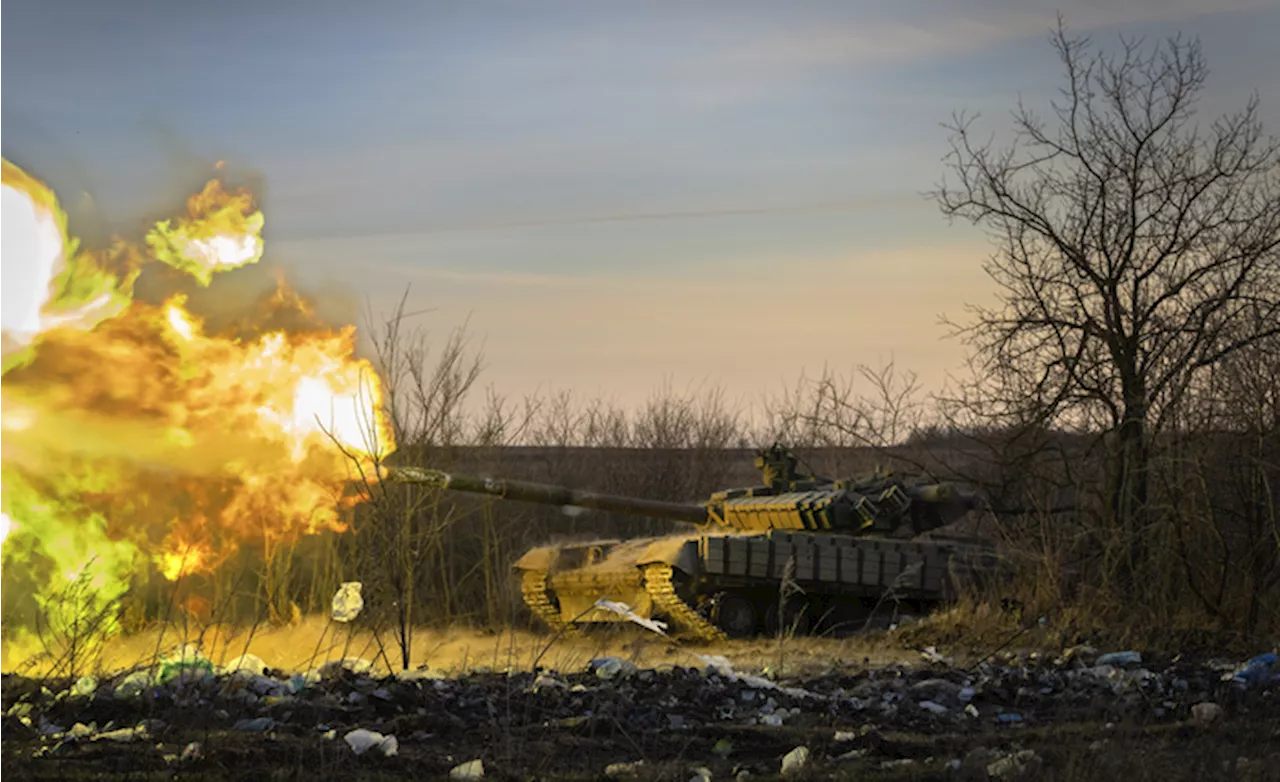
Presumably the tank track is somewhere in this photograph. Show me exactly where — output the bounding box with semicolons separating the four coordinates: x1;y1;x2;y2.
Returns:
641;563;727;643
520;570;580;636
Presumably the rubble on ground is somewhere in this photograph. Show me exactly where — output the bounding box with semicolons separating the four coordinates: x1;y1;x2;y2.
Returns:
2;644;1277;778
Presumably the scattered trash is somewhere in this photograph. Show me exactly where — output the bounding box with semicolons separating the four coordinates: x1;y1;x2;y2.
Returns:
450;759;484;779
589;657;639;680
919;645;948;664
344;728;398;757
1191;701;1223;727
1096;651;1142;667
780;746;810;776
594;599;669;635
221;653;268;677
1229;653;1276;687
8;635;1278;778
181;741;202;761
331;581;364;623
158;644;214;685
688;766;712;782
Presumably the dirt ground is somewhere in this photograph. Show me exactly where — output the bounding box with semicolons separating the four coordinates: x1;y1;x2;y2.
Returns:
3;623;1279;781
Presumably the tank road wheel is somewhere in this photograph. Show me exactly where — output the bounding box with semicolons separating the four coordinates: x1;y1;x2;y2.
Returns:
711;593;758;639
764;597;813;637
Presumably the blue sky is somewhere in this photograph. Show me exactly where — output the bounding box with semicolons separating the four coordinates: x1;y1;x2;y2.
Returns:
4;0;1279;411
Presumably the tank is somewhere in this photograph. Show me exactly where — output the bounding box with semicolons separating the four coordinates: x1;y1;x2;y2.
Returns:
387;444;1001;642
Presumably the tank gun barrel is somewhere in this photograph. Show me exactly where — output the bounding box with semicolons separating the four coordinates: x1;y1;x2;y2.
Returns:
386;467;711;525
907;482;986;511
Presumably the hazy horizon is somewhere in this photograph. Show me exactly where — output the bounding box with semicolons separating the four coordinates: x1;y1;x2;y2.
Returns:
4;0;1279;411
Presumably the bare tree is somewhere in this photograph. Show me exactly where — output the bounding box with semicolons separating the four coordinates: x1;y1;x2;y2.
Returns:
931;18;1280;571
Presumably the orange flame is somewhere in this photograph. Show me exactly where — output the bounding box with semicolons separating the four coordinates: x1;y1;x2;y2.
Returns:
1;159;396;608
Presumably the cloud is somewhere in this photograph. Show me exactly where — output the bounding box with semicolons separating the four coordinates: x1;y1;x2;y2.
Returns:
701;0;1276;74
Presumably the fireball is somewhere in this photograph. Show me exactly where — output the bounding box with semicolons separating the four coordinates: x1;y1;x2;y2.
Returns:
0;159;395;628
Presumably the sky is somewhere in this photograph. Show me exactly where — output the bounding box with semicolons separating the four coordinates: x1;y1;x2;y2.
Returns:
4;0;1279;413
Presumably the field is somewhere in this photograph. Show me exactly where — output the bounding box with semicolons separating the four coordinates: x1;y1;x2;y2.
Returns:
3;437;1279;780
4;619;1280;781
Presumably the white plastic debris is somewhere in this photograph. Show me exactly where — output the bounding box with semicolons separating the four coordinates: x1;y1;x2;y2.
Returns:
593;599;669;635
1096;651;1142;667
919;645;949;664
114;670;153;699
450;759;485;779
72;676;98;697
688;766;712;782
332;581;364;623
1191;702;1223;727
919;700;949;714
531;673;568;692
344;728;398;756
590;657;639;680
221;653;268;677
694;655;816;699
780;746;810;776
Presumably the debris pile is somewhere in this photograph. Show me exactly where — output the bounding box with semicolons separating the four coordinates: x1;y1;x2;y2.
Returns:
2;644;1277;778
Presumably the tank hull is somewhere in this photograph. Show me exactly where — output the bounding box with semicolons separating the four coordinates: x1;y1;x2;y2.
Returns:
515;529;1002;642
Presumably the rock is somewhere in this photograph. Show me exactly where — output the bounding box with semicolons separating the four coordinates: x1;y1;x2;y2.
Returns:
780;746;810;776
344;728;398;757
1191;702;1223;727
987;750;1043;780
232;717;275;732
450;759;484;779
688;766;712;782
605;760;646;778
962;747;994;778
92;724;148;743
918;700;949;714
